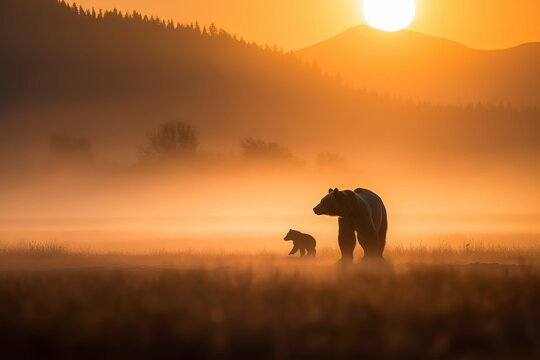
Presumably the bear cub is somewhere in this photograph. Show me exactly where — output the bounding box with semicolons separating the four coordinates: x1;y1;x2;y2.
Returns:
284;229;316;257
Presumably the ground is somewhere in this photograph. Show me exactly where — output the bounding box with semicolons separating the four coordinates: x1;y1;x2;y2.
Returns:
0;244;539;359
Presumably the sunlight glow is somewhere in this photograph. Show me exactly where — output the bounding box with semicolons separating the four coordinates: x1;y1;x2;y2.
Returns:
364;0;416;32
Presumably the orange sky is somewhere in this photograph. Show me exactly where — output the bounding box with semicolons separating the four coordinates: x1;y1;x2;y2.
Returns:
77;0;540;50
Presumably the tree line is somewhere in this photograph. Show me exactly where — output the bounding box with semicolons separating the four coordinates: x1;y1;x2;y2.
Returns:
48;121;345;170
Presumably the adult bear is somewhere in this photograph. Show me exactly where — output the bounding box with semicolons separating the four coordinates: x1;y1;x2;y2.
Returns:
313;188;387;261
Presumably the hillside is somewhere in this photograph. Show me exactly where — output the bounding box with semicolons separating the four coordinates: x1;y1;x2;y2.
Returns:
0;0;334;109
296;26;540;107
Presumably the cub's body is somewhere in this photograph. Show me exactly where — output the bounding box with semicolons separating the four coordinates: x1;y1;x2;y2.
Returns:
284;230;316;257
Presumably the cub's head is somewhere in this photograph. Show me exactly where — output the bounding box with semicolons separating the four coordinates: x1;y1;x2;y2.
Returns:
284;229;299;241
313;188;351;217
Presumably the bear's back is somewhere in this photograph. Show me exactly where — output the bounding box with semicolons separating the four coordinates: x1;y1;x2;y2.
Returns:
354;188;379;199
354;188;384;207
292;232;316;247
353;188;387;229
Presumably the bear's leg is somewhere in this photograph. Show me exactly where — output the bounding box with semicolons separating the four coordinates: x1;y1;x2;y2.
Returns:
300;248;306;257
289;246;299;255
357;226;383;259
338;217;356;261
378;209;388;252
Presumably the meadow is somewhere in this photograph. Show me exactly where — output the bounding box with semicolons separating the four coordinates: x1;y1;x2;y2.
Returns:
1;240;539;359
1;1;538;359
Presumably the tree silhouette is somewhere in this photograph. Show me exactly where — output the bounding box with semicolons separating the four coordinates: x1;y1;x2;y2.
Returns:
140;121;199;162
240;138;294;162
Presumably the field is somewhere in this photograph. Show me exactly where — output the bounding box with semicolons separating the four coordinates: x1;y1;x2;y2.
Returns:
1;241;540;359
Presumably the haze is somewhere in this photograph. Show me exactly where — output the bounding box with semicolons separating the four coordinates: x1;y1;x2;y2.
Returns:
0;0;539;253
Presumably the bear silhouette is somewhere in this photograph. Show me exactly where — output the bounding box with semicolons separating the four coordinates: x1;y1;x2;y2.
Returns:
313;188;387;262
284;229;316;257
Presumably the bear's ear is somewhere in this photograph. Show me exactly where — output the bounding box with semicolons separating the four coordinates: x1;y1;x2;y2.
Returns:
334;188;339;192
328;188;333;194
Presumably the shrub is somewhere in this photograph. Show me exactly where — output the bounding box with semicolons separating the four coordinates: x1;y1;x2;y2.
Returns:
140;121;199;162
240;138;294;162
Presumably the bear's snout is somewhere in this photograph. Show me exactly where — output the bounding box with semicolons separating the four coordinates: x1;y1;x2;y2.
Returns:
313;206;321;215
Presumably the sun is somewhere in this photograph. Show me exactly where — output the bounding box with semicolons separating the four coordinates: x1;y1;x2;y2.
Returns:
363;0;416;32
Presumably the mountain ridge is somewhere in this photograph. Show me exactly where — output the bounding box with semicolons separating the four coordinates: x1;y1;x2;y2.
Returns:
299;25;473;52
301;25;540;53
296;25;540;106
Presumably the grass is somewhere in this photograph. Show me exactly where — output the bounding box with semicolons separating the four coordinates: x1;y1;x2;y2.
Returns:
0;245;539;359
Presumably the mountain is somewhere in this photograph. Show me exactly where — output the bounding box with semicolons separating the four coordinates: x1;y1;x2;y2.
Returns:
296;26;540;107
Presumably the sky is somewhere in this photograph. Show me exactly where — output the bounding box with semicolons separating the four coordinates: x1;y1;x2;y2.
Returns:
75;0;540;50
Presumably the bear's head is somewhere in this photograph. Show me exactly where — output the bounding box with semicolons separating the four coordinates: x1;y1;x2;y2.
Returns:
313;188;352;217
284;229;299;241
